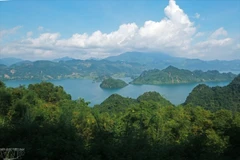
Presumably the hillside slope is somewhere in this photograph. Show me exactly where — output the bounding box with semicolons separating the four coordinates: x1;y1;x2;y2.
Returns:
131;66;236;85
184;75;240;111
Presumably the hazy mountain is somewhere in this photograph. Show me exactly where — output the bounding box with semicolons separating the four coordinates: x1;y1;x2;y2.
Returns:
105;52;177;64
1;54;239;81
1;60;77;80
0;59;144;80
0;58;24;66
105;52;240;72
52;56;75;62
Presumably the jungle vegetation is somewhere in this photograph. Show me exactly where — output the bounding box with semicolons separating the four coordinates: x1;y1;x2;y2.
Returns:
100;78;128;89
131;66;236;85
0;76;239;160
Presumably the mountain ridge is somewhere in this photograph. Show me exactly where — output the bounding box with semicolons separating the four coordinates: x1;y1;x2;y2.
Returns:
184;74;240;112
131;66;236;85
105;52;240;71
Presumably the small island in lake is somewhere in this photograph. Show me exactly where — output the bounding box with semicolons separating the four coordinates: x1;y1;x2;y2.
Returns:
131;66;236;85
100;77;128;89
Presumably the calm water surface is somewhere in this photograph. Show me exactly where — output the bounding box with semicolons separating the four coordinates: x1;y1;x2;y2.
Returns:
4;78;230;106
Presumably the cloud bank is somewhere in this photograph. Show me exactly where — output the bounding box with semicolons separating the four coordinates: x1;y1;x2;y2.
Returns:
0;0;239;60
0;26;22;40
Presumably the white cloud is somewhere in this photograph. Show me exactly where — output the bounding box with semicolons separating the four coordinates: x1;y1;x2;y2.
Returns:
237;43;240;49
195;32;205;37
24;33;60;46
197;38;232;47
0;0;239;60
26;31;33;37
210;27;228;39
38;26;44;31
195;13;200;19
56;0;196;58
0;26;22;40
189;38;235;59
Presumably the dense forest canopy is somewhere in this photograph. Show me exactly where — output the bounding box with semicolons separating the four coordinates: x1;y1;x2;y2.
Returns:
0;60;143;81
131;66;236;85
100;78;128;89
184;74;240;112
0;79;239;160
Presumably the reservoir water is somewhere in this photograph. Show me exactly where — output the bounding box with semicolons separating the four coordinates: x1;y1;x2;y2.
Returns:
4;78;230;106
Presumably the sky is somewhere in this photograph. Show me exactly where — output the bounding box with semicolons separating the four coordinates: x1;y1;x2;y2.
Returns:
0;0;240;60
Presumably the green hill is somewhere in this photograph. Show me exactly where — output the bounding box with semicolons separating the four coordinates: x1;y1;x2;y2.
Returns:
184;75;240;112
100;78;128;89
0;80;239;159
131;66;236;85
94;91;174;114
137;91;172;106
1;57;239;81
93;94;138;113
0;59;144;80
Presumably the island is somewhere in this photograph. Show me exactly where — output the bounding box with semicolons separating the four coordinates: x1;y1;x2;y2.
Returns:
131;66;236;85
100;77;128;89
93;91;173;114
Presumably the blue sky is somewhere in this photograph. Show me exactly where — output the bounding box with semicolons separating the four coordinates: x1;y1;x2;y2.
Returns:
0;0;240;60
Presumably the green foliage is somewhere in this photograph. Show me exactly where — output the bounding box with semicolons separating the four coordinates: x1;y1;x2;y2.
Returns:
0;80;6;88
100;77;128;89
28;82;71;103
0;88;11;116
94;91;174;115
131;66;236;85
0;59;144;80
137;91;172;107
0;80;239;160
184;75;240;112
94;94;137;114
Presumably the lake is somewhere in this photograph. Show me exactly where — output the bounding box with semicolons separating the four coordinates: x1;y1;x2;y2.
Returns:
4;78;230;106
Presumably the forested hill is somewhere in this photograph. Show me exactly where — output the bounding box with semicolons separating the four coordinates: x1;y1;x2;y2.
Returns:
1;55;240;81
131;66;236;85
0;59;144;80
94;91;173;114
0;80;240;159
184;74;240;112
100;78;128;89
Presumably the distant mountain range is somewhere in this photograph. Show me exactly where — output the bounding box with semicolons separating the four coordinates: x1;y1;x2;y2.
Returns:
1;52;240;72
52;56;76;62
0;58;24;66
105;52;240;72
0;59;144;80
0;52;239;81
